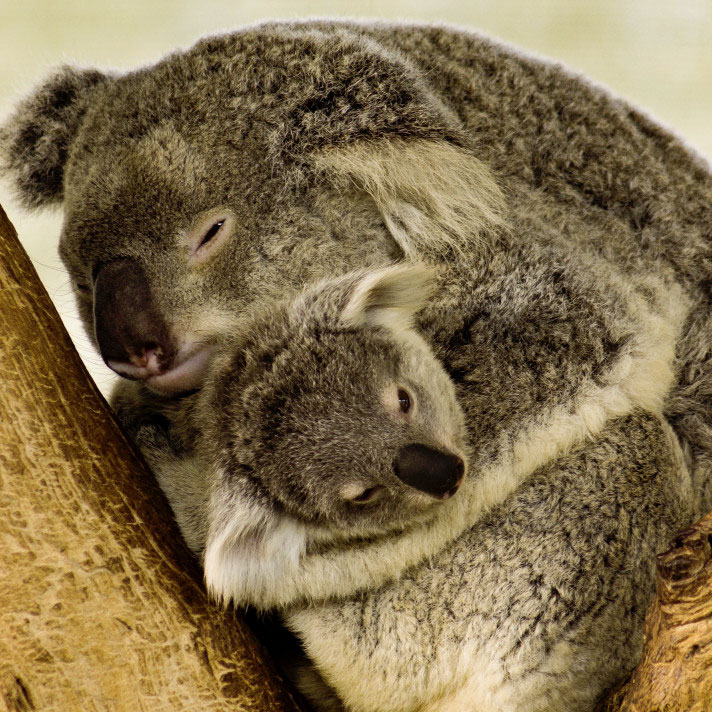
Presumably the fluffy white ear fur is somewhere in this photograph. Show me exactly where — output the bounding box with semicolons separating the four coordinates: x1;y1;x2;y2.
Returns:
339;263;435;332
203;481;307;607
313;138;507;259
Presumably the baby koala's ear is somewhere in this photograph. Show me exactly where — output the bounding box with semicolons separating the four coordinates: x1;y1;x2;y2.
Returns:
204;491;307;609
339;263;436;332
0;66;109;209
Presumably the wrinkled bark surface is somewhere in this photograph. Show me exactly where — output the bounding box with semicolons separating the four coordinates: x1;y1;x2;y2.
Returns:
599;511;712;711
0;203;305;711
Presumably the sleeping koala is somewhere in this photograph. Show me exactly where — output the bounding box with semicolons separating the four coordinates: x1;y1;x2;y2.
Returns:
2;23;712;502
114;261;695;712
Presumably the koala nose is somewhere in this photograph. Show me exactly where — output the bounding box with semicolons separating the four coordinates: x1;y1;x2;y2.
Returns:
393;444;465;499
93;257;175;378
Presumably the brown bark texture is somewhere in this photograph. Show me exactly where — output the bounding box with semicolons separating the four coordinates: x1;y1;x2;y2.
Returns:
0;204;306;712
599;510;712;712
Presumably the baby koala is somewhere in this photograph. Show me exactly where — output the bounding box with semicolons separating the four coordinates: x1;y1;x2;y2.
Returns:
116;262;694;712
122;264;471;601
202;263;470;573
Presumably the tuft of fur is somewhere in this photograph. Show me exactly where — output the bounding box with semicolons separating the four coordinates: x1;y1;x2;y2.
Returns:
339;262;435;331
314;138;507;259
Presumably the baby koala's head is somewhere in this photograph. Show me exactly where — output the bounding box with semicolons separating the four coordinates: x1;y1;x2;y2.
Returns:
165;264;470;605
199;264;468;538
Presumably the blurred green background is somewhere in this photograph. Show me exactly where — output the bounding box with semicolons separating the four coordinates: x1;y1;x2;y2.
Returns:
1;0;711;393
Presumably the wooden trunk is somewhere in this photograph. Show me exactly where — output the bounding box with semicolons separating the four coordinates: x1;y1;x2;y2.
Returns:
598;511;712;711
0;204;305;711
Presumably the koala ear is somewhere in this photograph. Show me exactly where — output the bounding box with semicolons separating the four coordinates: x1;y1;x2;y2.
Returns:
0;66;109;209
203;489;307;609
314;138;507;260
340;263;435;332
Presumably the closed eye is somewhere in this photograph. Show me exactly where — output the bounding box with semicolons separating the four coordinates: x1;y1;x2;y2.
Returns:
199;219;224;248
350;485;385;504
188;211;234;263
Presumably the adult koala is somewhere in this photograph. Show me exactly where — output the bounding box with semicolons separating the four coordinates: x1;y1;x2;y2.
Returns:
2;18;712;707
2;19;712;499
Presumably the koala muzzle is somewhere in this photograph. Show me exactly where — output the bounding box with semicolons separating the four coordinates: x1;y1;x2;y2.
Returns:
93;257;175;379
393;444;465;499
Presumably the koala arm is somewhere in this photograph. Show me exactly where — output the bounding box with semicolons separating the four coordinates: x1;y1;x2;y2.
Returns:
110;380;210;555
285;412;695;712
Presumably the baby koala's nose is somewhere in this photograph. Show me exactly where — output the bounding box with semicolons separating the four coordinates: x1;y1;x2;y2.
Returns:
393;444;465;499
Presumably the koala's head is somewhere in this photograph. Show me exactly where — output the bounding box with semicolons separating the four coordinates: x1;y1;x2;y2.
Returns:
0;24;504;396
191;264;468;594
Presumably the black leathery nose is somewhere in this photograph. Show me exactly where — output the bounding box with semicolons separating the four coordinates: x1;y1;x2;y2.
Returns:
93;257;174;368
393;444;465;499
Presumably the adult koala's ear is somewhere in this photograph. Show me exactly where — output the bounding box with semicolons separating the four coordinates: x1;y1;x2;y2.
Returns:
0;66;109;209
339;263;435;333
314;138;507;260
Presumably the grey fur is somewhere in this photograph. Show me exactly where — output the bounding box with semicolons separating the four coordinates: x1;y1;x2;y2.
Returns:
3;18;711;711
116;260;693;711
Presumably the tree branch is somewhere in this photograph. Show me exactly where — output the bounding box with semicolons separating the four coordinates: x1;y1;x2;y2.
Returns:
599;510;712;711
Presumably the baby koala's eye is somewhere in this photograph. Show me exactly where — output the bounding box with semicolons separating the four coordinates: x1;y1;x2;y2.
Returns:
199;219;224;248
398;388;412;414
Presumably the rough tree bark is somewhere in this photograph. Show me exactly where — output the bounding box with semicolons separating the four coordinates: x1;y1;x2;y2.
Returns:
599;510;712;711
0;204;306;711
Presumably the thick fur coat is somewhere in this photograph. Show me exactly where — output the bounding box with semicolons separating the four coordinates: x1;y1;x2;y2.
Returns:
2;18;711;712
118;261;693;711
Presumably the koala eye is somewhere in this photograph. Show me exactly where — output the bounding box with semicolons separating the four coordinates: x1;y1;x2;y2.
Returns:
398;388;412;414
75;282;91;295
188;212;234;263
350;486;385;504
199;219;224;248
